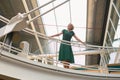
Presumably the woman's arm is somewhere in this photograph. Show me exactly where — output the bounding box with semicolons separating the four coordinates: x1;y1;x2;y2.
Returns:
73;35;86;45
50;32;63;37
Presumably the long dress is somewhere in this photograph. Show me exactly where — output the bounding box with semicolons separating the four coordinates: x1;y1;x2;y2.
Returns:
59;29;75;63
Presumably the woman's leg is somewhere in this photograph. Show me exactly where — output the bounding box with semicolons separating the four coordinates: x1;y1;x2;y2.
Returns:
62;61;70;68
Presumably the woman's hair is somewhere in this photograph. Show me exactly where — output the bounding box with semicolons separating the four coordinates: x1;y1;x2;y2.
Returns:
68;23;74;30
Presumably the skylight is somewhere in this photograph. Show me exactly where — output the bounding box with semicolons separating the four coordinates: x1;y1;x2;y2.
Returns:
37;0;87;41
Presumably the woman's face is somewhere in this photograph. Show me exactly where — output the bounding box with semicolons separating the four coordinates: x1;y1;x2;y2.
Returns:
67;24;73;30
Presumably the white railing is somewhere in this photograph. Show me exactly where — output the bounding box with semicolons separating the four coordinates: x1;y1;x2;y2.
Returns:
0;34;119;73
0;15;9;24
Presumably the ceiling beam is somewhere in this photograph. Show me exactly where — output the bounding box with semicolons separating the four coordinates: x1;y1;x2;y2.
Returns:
22;0;44;54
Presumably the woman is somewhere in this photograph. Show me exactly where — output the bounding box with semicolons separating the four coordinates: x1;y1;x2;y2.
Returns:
50;23;85;68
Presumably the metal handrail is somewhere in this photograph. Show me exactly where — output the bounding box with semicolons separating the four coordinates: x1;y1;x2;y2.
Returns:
0;15;9;24
23;28;120;49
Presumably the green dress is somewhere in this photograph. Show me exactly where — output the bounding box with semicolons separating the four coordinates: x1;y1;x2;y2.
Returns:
59;29;75;63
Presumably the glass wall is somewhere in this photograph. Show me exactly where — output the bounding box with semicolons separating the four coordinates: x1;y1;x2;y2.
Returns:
104;0;120;63
104;0;120;47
